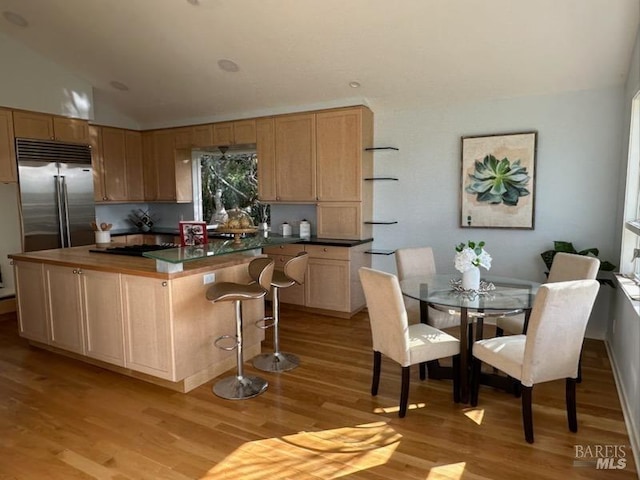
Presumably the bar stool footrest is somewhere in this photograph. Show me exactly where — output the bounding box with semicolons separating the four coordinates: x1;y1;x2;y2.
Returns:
214;335;238;351
253;352;300;372
255;316;275;330
213;375;268;400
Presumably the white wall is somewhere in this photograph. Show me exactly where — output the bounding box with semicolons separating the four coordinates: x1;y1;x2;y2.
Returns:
607;24;640;469
369;87;625;283
0;32;93;119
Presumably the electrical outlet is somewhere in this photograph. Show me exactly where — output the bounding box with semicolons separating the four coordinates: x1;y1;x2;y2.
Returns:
203;273;216;285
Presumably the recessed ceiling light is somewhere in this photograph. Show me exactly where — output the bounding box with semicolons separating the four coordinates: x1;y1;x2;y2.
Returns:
2;11;28;27
217;59;240;73
349;81;361;88
109;80;129;91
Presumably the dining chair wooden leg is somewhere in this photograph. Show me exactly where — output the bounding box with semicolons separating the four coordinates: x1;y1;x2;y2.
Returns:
577;343;584;383
566;377;578;432
522;385;534;443
452;354;461;403
419;362;426;380
513;379;522;398
371;351;381;396
399;366;410;418
470;357;481;407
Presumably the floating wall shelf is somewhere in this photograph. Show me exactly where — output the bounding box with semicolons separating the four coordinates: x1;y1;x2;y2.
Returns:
364;221;398;225
364;177;398;181
365;147;399;151
365;249;396;256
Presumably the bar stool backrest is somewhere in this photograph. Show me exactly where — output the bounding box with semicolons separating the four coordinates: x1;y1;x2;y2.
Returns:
248;257;275;292
284;252;309;285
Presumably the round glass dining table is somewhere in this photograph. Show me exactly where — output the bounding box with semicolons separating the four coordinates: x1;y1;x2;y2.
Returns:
400;273;540;403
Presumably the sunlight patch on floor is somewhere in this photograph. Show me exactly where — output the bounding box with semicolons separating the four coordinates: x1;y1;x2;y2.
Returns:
463;408;485;425
426;461;466;479
373;402;427;414
201;422;401;479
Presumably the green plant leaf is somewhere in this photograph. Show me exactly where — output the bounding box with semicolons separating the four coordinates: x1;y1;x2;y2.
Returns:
554;241;576;253
600;261;617;271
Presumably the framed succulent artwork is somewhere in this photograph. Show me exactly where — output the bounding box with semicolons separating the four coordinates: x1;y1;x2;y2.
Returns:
460;131;537;229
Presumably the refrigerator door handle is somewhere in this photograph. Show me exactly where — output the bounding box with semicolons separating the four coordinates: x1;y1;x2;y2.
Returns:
61;175;72;248
54;175;66;247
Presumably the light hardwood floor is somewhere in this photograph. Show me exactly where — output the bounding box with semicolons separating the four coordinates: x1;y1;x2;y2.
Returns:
0;309;636;479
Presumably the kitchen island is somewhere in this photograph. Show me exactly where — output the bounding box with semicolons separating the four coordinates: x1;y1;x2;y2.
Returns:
9;237;300;392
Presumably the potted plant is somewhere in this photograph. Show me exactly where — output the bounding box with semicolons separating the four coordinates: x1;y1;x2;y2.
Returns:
540;241;616;272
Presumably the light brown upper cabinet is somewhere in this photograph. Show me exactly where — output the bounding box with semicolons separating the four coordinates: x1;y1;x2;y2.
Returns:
125;131;144;201
90;126;144;202
141;131;157;201
147;129;192;203
256;118;276;202
315;106;373;240
0;108;17;183
274;113;316;202
192;124;213;148
212;119;257;146
316;106;372;202
99;127;127;201
173;127;193;149
13;110;90;144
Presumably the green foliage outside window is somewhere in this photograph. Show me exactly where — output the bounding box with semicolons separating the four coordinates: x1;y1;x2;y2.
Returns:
200;152;268;225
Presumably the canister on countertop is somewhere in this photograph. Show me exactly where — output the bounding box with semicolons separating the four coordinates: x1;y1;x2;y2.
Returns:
299;219;311;239
280;222;292;236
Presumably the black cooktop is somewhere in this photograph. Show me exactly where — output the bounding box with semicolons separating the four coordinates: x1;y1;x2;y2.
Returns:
89;244;178;257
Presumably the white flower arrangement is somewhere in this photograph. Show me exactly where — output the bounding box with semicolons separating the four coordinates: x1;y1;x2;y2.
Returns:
454;241;492;273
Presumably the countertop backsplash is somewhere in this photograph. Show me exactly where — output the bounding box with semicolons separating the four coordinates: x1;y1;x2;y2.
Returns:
96;202;319;238
95;203;196;232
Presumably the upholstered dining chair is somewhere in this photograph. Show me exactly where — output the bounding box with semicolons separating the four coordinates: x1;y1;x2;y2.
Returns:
395;247;460;329
496;252;600;336
471;279;600;443
359;267;461;417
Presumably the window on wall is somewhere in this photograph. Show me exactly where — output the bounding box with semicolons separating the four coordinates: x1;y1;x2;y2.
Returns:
621;91;640;282
193;146;269;226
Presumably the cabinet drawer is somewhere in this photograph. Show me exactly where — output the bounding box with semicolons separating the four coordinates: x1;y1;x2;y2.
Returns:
263;244;305;256
304;244;350;261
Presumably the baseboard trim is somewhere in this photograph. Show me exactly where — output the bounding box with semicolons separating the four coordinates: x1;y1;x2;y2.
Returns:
604;339;640;477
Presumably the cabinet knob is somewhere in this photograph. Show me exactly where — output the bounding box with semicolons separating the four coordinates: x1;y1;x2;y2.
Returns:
73;269;78;274
162;281;168;287
103;196;108;201
323;248;328;252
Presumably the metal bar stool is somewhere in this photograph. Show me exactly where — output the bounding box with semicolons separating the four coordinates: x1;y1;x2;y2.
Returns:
253;251;309;372
206;257;274;400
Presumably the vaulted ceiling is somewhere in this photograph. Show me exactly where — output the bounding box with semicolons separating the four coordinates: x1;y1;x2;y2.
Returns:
0;0;638;129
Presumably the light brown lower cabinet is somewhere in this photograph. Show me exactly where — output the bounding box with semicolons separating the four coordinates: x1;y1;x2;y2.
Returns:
44;264;86;354
44;264;124;364
14;261;49;343
12;257;265;392
263;242;371;316
121;274;173;379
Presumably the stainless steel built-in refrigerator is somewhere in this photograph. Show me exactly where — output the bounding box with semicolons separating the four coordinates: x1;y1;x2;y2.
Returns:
16;138;95;252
